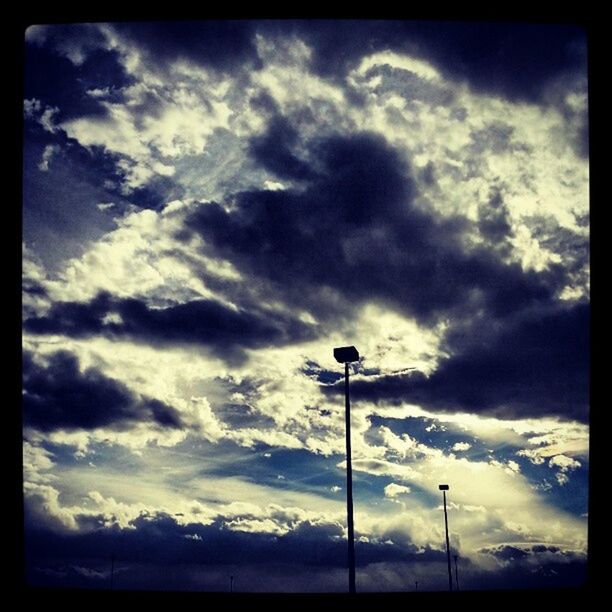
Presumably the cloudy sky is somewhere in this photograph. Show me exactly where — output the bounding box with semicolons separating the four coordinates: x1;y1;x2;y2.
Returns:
22;20;589;592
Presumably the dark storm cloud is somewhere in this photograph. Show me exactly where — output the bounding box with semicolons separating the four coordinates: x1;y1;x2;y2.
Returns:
45;21;585;106
328;302;589;422
23;292;316;363
477;543;587;567
248;116;318;181
24;514;586;591
181;129;558;325
477;187;515;259
24;512;440;574
478;188;513;245
22;280;48;298
271;20;587;104
480;545;529;560
22;350;183;432
109;21;262;73
457;543;587;590
25;28;134;120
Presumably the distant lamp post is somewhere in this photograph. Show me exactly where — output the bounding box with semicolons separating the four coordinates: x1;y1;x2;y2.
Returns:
439;484;453;592
334;345;360;594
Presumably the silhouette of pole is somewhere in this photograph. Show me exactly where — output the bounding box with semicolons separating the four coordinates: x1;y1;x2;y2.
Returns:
334;346;360;594
454;554;460;591
439;484;452;591
230;575;234;593
344;361;356;594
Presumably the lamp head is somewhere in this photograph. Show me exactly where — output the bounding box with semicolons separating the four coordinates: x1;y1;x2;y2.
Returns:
333;346;360;363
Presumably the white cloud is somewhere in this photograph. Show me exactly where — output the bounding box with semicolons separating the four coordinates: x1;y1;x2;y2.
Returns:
516;429;588;467
353;50;442;82
451;442;471;452
516;449;546;465
23;244;53;317
23;441;56;484
384;483;411;498
343;48;588;291
37;204;240;307
555;472;570;486
263;180;286;191
38;144;60;171
548;454;581;486
24;98;60;133
23;405;588;563
60;59;233;192
251;33;346;122
24;482;79;530
506;460;521;474
488;459;521;475
184;533;202;540
548;455;581;472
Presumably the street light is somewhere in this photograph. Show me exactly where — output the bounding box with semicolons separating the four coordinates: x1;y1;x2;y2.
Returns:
334;345;360;594
439;484;453;592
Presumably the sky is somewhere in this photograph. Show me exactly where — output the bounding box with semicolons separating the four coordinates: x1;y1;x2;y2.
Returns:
21;20;590;593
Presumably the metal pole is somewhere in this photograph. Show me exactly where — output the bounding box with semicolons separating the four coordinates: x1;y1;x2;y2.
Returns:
454;554;460;591
443;490;452;591
345;362;356;594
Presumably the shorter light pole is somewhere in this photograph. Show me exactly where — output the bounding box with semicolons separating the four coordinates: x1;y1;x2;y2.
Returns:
439;484;452;592
454;554;460;591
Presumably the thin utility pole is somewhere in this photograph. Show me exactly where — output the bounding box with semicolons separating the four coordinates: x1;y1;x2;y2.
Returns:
345;361;356;594
441;487;453;591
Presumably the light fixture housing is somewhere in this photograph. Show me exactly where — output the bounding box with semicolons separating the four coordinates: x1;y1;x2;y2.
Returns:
334;346;360;363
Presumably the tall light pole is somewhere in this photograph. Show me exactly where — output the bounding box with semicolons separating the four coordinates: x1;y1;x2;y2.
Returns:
439;484;453;592
334;345;360;594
